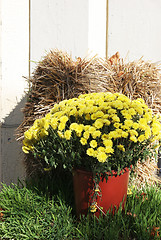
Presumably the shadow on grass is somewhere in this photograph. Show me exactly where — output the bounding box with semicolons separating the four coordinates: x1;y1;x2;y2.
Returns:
24;167;76;214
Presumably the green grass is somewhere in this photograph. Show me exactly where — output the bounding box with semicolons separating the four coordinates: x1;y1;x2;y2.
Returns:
0;170;160;239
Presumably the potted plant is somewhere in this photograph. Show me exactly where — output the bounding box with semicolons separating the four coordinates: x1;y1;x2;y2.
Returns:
22;92;161;216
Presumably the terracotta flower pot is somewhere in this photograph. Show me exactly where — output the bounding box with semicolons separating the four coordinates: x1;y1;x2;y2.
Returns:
73;168;130;217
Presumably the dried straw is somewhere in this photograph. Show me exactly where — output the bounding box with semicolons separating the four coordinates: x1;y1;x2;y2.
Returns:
16;49;161;185
131;158;161;188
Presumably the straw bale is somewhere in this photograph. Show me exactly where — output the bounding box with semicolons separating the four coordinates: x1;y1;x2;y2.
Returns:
130;158;161;188
16;49;161;185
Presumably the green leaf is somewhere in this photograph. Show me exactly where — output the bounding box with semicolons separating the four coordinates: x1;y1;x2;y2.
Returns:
44;156;49;164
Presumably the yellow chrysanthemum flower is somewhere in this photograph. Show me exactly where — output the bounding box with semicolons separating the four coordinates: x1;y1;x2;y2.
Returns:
64;130;72;140
91;113;97;120
97;152;107;163
135;106;143;115
57;131;64;138
121;131;128;138
133;122;139;130
58;122;66;131
117;95;130;103
103;139;113;147
152;121;161;135
124;113;132;120
88;126;96;133
108;131;118;139
80;137;87;145
24;130;33;141
39;129;49;138
94;119;104;129
121;110;132;120
123;102;130;108
108;108;117;115
78;109;84;116
97;146;106;153
69;107;77;116
103;119;111;126
32;129;39;140
39;118;50;130
101;134;108;140
84;106;93;114
117;144;125;152
112;100;124;110
144;112;152;122
102;114;109;119
85;113;91;121
128;108;136;116
124;120;133;128
60;115;69;123
22;146;31;154
145;127;151;139
95;111;104;118
83;131;90;139
129;130;138;137
84;125;90;131
105;94;116;101
138;135;145;142
53;111;64;118
105;146;114;154
112;115;120;122
90;203;97;213
70;122;78;130
45;113;51;120
75;128;84;137
138;118;148;130
137;98;145;104
130;135;137;142
113;122;120;128
87;148;95;157
90;140;97;148
116;128;124;135
50;104;59;114
50;118;58;130
91;130;101;139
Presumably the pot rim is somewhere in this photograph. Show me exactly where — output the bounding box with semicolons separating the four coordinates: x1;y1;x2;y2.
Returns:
73;166;131;176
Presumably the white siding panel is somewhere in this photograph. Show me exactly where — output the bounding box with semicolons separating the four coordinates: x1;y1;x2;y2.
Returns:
108;0;161;62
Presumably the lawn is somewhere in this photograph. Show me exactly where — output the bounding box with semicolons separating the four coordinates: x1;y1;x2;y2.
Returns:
0;170;160;240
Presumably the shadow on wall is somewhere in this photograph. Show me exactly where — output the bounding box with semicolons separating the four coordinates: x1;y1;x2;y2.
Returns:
0;96;27;185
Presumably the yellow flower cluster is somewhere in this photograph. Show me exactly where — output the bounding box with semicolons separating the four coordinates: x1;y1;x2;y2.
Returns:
23;92;161;164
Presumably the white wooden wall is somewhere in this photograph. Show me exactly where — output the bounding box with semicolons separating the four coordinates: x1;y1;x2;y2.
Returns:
0;0;29;184
108;0;161;62
30;0;106;70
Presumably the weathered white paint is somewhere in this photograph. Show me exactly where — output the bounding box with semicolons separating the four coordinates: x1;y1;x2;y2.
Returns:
88;0;107;57
108;0;161;62
1;0;29;120
30;0;89;69
0;0;29;184
1;98;27;185
30;0;107;71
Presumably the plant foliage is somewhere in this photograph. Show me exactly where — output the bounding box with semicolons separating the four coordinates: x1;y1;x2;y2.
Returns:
22;92;161;178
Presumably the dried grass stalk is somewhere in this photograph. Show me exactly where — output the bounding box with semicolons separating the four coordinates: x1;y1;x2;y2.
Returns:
131;159;161;188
